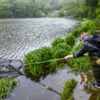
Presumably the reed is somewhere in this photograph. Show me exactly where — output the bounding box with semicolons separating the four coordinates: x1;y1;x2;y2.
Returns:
0;76;19;98
61;79;77;100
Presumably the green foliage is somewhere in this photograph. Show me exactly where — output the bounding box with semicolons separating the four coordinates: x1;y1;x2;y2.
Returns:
85;0;98;7
51;37;65;48
72;19;97;37
52;43;71;54
58;8;64;17
67;43;91;71
82;19;97;30
61;79;77;100
65;35;76;46
54;49;68;58
24;46;53;75
44;3;52;12
0;76;19;98
97;95;100;100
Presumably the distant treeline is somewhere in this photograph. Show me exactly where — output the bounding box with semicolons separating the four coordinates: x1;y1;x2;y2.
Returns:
0;0;72;18
58;0;100;19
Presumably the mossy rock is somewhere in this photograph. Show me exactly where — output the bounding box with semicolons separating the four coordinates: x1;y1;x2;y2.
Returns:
51;37;65;48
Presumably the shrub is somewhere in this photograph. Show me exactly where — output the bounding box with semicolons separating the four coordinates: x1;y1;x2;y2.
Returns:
58;8;64;17
65;35;76;46
51;37;65;48
61;79;77;100
81;19;97;30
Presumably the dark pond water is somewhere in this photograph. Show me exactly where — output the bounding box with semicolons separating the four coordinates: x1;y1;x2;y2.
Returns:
0;18;99;100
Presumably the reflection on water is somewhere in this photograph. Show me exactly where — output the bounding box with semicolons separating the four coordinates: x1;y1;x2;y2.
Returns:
8;66;100;100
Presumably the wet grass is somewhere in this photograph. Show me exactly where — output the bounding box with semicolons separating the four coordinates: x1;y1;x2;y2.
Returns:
65;35;76;46
24;19;97;76
72;19;97;37
24;36;75;76
66;43;92;72
61;79;77;100
0;76;20;99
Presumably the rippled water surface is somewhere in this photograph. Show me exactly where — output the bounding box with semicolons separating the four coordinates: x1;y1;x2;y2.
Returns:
0;18;99;100
0;18;80;60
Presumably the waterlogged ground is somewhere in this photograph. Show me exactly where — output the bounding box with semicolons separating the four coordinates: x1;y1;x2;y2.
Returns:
0;18;99;100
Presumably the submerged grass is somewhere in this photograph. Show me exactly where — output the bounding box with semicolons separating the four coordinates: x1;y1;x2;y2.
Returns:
61;79;77;100
0;76;20;98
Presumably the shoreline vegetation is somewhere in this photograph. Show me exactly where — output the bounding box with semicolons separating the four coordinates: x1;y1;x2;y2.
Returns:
0;76;20;99
24;18;100;99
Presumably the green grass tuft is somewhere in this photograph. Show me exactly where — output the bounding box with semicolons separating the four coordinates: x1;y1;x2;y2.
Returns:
51;37;65;48
65;35;76;46
0;76;20;98
61;79;77;100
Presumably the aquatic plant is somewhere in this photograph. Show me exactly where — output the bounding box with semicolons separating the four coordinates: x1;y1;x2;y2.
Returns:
72;19;97;37
72;29;78;37
67;43;92;71
0;76;19;98
45;84;52;89
65;35;76;46
61;79;77;100
81;19;97;30
54;49;67;59
24;46;53;75
52;43;71;55
51;37;65;48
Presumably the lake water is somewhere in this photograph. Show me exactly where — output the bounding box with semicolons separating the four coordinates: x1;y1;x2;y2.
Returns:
0;18;99;100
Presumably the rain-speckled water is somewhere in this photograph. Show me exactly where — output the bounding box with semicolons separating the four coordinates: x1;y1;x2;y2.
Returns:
0;18;99;100
0;18;80;60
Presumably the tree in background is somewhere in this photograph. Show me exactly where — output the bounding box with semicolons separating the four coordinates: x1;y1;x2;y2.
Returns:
44;3;52;13
58;0;64;9
0;0;13;18
85;0;98;7
96;0;100;20
12;0;41;17
58;0;98;19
